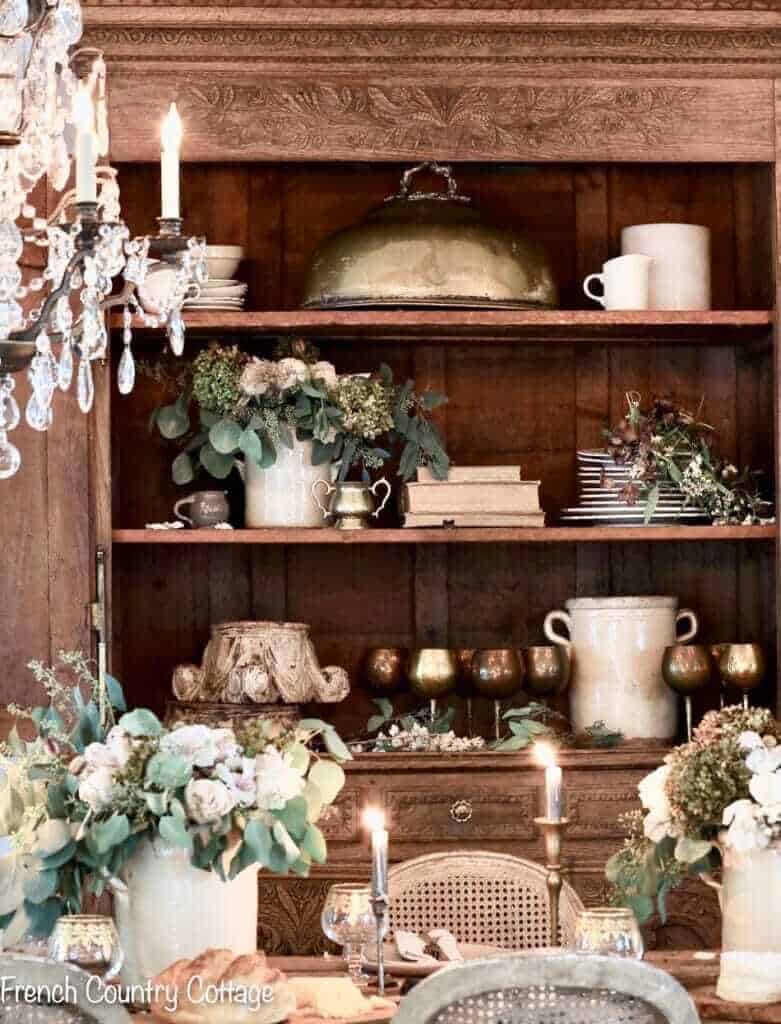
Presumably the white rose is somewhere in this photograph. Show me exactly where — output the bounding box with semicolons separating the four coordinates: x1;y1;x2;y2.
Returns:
216;758;257;808
723;799;767;852
276;358;309;391
78;767;115;813
161;725;222;768
255;748;305;811
104;727;134;770
747;746;781;774
739;730;764;751
638;765;675;842
240;359;277;397
311;361;338;392
750;771;781;808
83;742;120;772
184;779;236;825
211;728;240;764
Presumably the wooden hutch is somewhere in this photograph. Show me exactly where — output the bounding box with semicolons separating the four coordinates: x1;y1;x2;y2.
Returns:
7;0;781;952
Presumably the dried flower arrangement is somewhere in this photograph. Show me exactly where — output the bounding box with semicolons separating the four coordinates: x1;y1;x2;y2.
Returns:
605;393;768;524
150;338;449;484
0;652;349;941
606;705;781;922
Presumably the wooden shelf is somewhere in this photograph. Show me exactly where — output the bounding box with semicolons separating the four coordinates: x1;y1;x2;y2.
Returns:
112;525;776;545
112;309;773;344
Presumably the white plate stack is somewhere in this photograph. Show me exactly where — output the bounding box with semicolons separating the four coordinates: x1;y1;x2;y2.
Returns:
559;450;711;526
184;278;248;312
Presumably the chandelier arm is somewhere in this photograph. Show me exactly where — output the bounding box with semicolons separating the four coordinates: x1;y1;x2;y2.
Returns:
8;247;87;344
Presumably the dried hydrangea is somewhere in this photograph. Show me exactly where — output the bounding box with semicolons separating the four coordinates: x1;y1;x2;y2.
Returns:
336;375;395;441
694;705;781;746
666;738;752;835
191;344;247;416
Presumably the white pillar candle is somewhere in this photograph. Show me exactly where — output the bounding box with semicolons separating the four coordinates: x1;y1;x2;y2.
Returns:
364;808;388;899
73;84;96;204
160;102;183;219
535;741;564;820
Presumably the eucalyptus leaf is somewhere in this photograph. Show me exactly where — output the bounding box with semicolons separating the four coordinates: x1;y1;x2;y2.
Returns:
244;820;272;867
156;403;190;440
159;814;193;853
274;795;309;842
145;752;192;790
90;814;130;856
209;419;243;455
323;728;352;763
105;674;127;713
200;443;235;480
257;436;277;469
172;452;195;486
307;760;345;805
23;897;62;938
272;821;300;865
239;428;263;466
119;708;162;738
200;409;220;429
300;824;327;864
144;791;169;816
23;868;58;905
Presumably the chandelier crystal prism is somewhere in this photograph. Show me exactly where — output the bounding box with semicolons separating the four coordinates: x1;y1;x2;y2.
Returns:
0;0;206;479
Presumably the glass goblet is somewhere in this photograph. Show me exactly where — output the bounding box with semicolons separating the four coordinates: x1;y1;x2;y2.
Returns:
719;643;765;709
321;883;376;985
572;908;644;960
47;914;124;979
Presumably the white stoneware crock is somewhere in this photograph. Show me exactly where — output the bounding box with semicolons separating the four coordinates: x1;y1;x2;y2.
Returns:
543;596;698;740
237;437;328;528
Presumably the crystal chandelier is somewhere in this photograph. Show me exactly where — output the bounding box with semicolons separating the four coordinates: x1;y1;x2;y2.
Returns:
0;0;206;480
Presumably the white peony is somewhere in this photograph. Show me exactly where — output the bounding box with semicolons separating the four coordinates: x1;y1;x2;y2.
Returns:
723;799;768;852
255;748;305;811
750;771;781;808
184;779;236;825
83;742;121;771
161;725;238;768
276;358;309;391
746;746;781;775
216;758;257;808
104;726;134;770
240;358;277;397
739;730;764;751
638;764;676;842
310;361;338;392
78;767;115;812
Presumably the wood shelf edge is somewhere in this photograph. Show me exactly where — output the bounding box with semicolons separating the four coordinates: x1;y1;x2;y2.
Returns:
111;525;777;545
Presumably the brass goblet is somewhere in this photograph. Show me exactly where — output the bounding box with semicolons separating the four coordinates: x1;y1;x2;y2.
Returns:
709;643;728;707
719;643;765;709
362;647;408;696
524;646;571;701
453;648;476;737
471;648;525;740
408;648;457;723
662;644;712;742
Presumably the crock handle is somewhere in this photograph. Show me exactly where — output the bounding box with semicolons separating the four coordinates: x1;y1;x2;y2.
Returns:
676;609;699;644
173;496;194;526
543;610;572;648
399;162;458;199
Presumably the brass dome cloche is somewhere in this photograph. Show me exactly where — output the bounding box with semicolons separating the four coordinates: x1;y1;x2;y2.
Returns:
301;162;559;310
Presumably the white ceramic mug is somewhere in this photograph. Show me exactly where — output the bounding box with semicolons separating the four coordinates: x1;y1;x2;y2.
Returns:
583;254;654;310
620;223;711;310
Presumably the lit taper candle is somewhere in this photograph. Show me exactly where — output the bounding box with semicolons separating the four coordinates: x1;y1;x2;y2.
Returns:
535;741;564;820
73;83;97;204
160;102;183;219
364;807;388;898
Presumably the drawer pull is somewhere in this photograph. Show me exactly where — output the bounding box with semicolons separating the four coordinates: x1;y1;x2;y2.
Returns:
450;799;473;824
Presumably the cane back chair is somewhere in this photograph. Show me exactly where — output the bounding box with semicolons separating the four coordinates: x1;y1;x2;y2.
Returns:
388;851;584;950
0;956;130;1023
393;953;700;1024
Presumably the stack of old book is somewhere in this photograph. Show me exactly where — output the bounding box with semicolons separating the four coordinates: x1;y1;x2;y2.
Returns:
401;466;544;528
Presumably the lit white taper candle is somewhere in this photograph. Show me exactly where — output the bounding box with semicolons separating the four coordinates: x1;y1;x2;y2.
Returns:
160;102;183;219
73;83;97;204
535;741;564;820
364;807;388;899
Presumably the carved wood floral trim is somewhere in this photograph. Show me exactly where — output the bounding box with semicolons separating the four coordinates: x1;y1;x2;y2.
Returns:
176;83;700;156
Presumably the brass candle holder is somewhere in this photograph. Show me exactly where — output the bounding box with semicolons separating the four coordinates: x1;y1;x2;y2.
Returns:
534;816;569;946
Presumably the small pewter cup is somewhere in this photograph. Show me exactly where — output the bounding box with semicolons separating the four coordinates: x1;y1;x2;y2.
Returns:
48;914;123;979
363;647;408;695
408;648;457;722
662;644;712;741
719;643;765;709
524;645;571;699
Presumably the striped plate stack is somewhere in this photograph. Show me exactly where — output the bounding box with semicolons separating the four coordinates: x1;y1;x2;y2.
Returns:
559;450;711;526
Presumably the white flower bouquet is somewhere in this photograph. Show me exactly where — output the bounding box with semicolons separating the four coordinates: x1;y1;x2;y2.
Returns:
606;705;781;921
0;652;350;942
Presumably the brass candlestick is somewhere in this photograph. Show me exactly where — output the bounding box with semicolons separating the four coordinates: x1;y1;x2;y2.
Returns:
534;816;569;946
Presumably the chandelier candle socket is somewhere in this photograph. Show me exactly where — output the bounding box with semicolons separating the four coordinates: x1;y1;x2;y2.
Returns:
536;741;564;820
364;807;389;996
161;102;182;220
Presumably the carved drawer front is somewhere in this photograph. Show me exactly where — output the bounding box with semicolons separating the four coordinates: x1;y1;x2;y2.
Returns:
386;785;537;843
317;791;362;842
565;786;639;839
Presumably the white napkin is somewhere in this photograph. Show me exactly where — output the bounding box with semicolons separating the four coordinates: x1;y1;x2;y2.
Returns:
394;929;462;963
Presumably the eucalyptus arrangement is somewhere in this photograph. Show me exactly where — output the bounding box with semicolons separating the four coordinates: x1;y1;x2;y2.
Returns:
606;705;781;923
605;393;767;524
150;338;449;484
0;652;350;942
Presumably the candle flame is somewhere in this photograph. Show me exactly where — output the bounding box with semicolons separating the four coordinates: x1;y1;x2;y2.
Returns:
363;807;385;831
161;102;183;150
72;83;94;130
534;741;558;769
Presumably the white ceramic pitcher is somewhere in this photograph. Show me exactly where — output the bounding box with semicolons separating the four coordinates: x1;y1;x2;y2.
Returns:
236;437;328;528
704;841;781;1003
543;596;698;740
